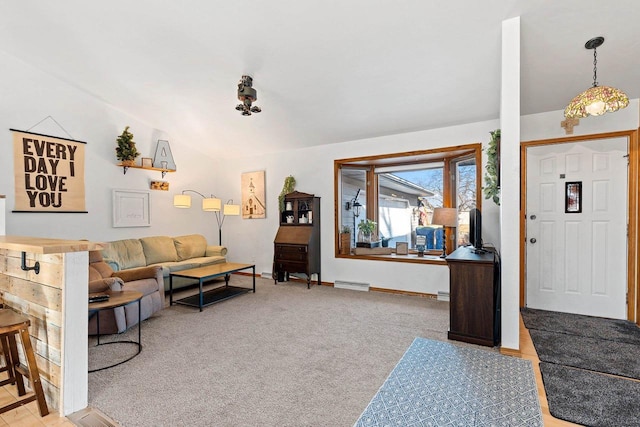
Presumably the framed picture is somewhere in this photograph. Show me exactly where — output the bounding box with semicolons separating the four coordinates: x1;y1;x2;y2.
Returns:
396;242;409;255
141;157;153;168
113;189;151;227
241;170;266;219
565;182;582;213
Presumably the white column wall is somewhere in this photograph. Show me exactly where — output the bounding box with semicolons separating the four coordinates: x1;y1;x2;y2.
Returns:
500;17;521;350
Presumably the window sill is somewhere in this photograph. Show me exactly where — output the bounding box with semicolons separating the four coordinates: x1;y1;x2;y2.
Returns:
335;252;448;265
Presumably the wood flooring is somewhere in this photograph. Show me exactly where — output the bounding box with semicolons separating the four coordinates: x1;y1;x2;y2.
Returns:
0;315;577;426
518;316;581;426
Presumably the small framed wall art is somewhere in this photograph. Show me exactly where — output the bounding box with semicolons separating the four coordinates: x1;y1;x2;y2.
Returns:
241;170;266;219
113;189;151;227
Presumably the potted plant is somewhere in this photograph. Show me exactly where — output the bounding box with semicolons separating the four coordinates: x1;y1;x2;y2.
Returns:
357;219;378;247
115;126;140;166
339;226;351;255
278;175;296;212
483;129;500;205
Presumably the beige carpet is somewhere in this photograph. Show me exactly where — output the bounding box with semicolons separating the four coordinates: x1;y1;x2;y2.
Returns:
88;276;452;426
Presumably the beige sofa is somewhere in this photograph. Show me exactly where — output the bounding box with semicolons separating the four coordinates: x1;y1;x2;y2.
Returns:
101;234;228;292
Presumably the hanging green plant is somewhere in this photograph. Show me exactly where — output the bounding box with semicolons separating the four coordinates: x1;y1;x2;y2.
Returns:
115;126;140;164
483;129;501;205
278;175;296;212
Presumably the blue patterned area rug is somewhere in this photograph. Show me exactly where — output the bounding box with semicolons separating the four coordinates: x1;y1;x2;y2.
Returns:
354;338;543;426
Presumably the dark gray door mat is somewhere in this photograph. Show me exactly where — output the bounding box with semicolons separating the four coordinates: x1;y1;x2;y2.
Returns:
540;362;640;427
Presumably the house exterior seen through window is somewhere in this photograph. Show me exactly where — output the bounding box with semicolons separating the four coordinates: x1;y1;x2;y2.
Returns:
336;145;480;258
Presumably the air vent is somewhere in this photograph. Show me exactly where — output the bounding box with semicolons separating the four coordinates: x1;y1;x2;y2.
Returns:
334;280;370;292
68;407;120;427
437;291;450;302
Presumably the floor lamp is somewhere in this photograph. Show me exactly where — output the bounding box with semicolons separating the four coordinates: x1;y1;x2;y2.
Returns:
431;208;458;258
174;190;240;245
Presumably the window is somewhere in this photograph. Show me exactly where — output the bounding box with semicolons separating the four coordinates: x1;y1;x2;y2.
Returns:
335;144;481;260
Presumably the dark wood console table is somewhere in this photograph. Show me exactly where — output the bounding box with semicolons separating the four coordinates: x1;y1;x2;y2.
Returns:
445;246;500;347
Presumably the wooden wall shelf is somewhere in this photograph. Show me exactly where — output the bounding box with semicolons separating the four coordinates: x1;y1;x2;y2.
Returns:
117;163;176;178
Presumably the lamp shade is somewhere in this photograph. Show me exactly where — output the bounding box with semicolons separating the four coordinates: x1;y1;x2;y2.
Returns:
202;197;221;211
223;203;240;216
173;194;191;208
431;208;458;227
564;85;629;118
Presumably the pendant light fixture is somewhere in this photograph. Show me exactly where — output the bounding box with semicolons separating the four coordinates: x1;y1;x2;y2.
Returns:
235;75;262;116
564;37;629;118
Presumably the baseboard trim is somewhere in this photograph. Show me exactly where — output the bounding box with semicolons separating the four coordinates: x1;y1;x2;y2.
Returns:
370;287;437;299
232;272;436;297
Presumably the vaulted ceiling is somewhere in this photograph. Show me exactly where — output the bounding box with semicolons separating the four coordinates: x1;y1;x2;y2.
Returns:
1;1;639;158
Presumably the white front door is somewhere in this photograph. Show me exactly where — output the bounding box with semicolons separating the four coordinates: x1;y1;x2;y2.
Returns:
525;137;628;319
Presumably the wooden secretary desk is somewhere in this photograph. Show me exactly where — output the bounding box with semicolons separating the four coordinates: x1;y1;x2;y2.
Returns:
273;191;321;288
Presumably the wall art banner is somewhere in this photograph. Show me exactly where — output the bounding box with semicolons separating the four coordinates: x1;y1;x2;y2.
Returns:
11;129;87;212
241;170;266;219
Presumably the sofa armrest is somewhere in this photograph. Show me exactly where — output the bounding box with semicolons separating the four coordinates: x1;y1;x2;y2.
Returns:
205;245;228;257
113;265;162;282
89;277;123;293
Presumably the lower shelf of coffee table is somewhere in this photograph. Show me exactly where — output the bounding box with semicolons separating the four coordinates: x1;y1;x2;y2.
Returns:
174;286;250;309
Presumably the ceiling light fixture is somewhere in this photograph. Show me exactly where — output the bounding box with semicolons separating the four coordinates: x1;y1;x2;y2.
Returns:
564;37;629;118
235;75;261;116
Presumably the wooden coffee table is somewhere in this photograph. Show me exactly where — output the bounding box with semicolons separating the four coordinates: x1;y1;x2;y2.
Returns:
169;262;255;311
88;290;143;372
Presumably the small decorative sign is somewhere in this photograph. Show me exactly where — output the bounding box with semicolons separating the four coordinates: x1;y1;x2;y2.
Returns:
396;242;409;255
152;140;176;170
150;181;169;191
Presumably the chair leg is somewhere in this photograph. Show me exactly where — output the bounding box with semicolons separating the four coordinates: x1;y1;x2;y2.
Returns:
18;327;48;416
6;334;26;396
0;335;16;387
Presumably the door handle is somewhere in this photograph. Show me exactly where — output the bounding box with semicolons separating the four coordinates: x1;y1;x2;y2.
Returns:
530;238;537;244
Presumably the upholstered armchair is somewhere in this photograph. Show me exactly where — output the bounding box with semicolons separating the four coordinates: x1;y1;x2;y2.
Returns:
88;250;164;335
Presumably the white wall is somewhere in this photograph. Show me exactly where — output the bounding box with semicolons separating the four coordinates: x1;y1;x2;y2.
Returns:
217;120;500;295
0;50;221;243
522;99;640;140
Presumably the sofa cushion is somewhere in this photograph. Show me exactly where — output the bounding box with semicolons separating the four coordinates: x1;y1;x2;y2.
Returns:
152;256;226;277
173;234;207;261
102;239;146;270
140;236;178;265
187;256;227;267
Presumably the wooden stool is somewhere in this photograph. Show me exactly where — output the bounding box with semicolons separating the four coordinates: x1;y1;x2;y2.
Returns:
0;309;48;416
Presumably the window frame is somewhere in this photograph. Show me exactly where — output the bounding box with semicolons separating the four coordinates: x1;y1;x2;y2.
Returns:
334;144;482;264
